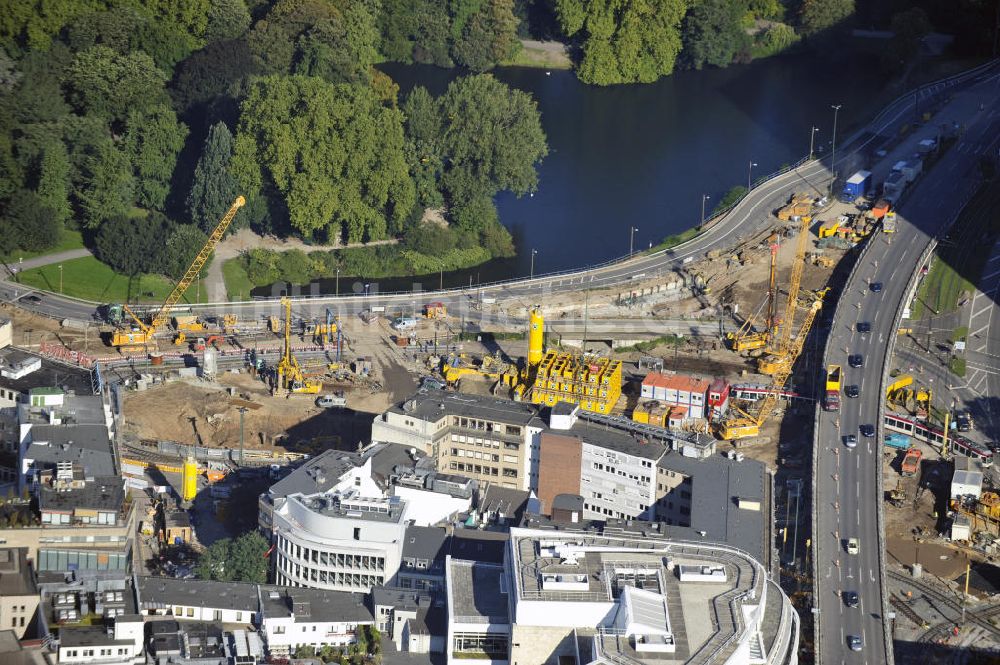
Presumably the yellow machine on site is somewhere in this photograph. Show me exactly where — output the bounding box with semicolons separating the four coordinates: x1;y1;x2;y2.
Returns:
111;197;245;349
276;297;322;395
726;235;779;353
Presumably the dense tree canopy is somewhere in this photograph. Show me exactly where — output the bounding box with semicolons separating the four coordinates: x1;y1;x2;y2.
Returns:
800;0;856;35
554;0;687;85
195;532;269;583
187;122;241;231
231;75;416;242
681;0;748;70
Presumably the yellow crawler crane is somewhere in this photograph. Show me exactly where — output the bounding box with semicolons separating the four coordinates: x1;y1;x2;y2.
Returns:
758;216;811;375
719;289;827;439
111;197;245;348
276;297;322;394
727;235;779;353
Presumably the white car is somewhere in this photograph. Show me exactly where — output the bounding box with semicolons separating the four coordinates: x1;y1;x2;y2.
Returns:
316;393;347;408
847;538;860;555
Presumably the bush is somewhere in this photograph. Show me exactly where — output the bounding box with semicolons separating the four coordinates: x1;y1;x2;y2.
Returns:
93;212;173;276
243;248;279;285
275;248;313;285
404;224;457;255
479;219;514;258
0;190;60;255
712;186;748;215
162;225;209;280
751;23;799;59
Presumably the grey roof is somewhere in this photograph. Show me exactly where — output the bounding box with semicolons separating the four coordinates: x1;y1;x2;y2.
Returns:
447;559;507;622
402;526;448;563
0;548;36;596
449;529;508;565
165;511;191;528
657;452;767;565
39;477;124;514
267;449;365;498
137;577;259;613
258;586;373;623
0;349;93;396
389;392;542;426
478;486;530;521
368;443;420;487
371;586;432;611
59;626;131;648
552;494;584;513
25;424;115;478
564;420;667;460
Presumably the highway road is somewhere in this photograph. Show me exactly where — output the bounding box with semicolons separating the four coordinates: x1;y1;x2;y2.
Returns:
2;62;995;334
813;69;1000;664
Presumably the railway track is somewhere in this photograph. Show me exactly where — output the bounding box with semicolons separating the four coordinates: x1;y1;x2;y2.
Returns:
888;570;1000;641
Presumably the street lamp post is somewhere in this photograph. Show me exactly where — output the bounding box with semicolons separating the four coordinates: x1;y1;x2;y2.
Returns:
809;126;819;160
700;194;710;226
58;265;63;294
747;161;758;191
629;226;639;255
439;263;443;291
335;268;340;296
830;104;842;183
530;249;537;279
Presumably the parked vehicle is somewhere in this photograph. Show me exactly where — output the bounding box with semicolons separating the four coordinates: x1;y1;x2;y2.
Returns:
842;170;872;202
884;433;912;450
316;393;347;408
823;365;842;412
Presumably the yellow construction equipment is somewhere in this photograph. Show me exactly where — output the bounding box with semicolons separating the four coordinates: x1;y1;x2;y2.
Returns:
528;306;545;366
181;457;198;502
726;235;779;352
758;217;810;375
276;297;322;395
111;197;245;347
222;314;238;332
528;350;622;415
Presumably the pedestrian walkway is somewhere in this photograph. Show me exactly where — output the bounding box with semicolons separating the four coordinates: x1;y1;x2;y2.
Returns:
7;248;92;271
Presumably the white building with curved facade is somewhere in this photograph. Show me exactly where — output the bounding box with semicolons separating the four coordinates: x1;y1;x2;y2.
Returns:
271;490;408;592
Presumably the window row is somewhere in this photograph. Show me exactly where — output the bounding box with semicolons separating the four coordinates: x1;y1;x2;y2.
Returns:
276;566;384;590
278;538;385;571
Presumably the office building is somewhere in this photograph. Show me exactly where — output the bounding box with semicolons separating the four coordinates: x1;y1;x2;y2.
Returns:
258;586;373;658
0;548;38;639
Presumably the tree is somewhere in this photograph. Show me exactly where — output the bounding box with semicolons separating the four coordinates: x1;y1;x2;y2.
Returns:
64;7;198;72
187;122;241;232
205;0;251;41
451;0;520;71
74;141;135;229
554;0;687;85
143;0;211;39
799;0;855;36
0;190;59;255
163;224;210;280
195;538;231;581
402;86;445;208
232;75;416;242
681;0;748;70
124;105;189;209
438;74;547;206
36;140;72;226
0;0;111;53
65;46;169;121
169;39;258;113
93;213;173;275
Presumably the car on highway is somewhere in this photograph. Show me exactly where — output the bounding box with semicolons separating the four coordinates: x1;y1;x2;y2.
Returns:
845;385;860;398
843;434;858;449
843;591;859;608
848;354;864;368
860;424;876;438
848;635;863;651
847;537;860;555
870;282;883;293
18;294;41;303
857;321;871;334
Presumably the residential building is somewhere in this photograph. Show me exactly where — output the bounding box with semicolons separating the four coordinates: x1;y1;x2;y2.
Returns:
38;572;133;627
476;485;532;527
0;629;48;665
147;620;245;665
258;586;373;658
38;469;124;527
136;577;258;624
391;472;475;527
640;372;711;420
536;404;663;521
655;449;772;569
271;491;407;592
396;525;448;592
0;548;38;639
448;527;799;665
372;587;446;655
57;614;144;665
371;392;545;490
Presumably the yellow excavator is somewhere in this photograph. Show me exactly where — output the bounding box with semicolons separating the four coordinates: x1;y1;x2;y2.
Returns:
111;197;245;349
276;297;322;394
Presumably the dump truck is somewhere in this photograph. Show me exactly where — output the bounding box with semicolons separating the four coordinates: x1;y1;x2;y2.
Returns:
842;170;872;202
823;364;842;412
901;448;922;476
882;210;897;233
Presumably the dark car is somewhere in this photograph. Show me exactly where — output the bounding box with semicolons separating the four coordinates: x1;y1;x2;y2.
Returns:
857;322;871;333
18;294;41;303
848;354;864;368
848;635;863;651
844;591;859;608
870;282;883;293
845;385;860;398
843;434;858;449
860;424;876;438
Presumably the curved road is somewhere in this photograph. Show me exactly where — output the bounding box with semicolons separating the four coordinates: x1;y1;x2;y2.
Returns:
813;69;1000;664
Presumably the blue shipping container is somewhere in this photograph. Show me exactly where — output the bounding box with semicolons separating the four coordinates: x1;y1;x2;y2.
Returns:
885;433;911;450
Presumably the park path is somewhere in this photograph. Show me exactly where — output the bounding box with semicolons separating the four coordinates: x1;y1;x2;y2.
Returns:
204;228;398;301
9;248;92;271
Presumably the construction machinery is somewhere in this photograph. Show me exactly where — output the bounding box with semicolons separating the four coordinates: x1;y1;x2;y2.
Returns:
111;196;245;348
276;297;322;395
886;375;931;416
758;217;811;375
901;448;922;476
726;235;779;353
822;365;841;412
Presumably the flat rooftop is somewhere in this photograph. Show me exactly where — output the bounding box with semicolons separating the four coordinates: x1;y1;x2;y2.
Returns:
293;492;406;524
448;559;507;623
389;392;542;427
0;349;93;396
39;477;124;514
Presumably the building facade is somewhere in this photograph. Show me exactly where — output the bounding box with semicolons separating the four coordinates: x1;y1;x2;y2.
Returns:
0;547;38;639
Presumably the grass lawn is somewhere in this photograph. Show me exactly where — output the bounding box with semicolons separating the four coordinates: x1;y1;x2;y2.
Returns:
0;229;85;262
910;257;973;319
501;40;572;70
17;256;210;304
949;356;966;377
648;226;701;254
222;258;254;301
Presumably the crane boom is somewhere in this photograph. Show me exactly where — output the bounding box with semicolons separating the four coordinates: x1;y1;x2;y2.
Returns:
777;217;810;353
149;196;245;329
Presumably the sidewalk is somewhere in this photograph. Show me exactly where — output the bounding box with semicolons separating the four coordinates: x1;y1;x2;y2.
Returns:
7;248;92;271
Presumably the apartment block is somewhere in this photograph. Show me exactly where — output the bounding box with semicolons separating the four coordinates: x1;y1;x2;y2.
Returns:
372;393;545;490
